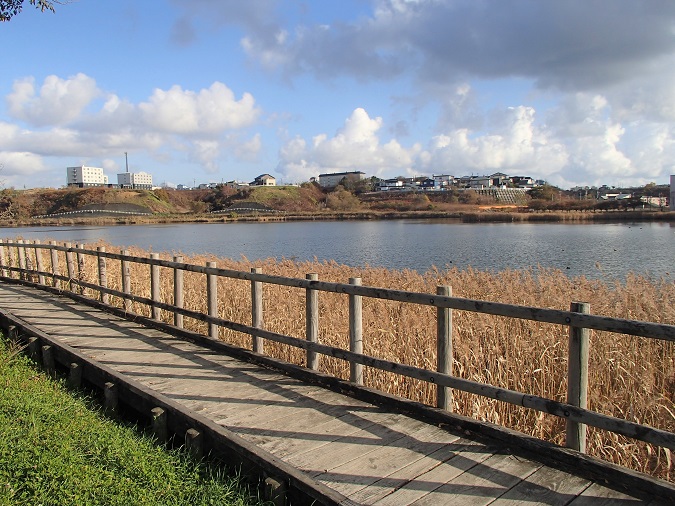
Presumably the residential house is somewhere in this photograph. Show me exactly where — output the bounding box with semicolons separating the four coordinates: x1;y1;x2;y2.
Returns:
511;176;536;188
490;172;510;188
252;174;276;186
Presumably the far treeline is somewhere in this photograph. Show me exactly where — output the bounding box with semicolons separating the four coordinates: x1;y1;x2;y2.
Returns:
0;181;672;223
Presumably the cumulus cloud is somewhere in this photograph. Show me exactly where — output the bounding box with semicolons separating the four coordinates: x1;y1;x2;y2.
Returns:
6;73;100;127
139;82;260;135
0;74;264;185
417;106;568;178
277;108;417;182
235;1;675;92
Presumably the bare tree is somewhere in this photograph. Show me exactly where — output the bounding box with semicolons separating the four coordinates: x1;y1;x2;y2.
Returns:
1;0;67;22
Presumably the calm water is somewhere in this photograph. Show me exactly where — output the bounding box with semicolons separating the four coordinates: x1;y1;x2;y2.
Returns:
2;220;673;281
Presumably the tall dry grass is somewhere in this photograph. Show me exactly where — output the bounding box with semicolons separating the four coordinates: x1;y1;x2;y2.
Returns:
11;240;675;482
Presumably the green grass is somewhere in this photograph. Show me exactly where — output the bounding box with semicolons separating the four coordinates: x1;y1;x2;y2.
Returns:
0;337;267;506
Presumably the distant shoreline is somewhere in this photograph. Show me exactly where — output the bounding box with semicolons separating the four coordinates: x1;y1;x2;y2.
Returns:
2;208;673;228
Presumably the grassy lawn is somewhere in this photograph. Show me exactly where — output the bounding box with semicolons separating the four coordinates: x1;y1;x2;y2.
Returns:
0;337;267;506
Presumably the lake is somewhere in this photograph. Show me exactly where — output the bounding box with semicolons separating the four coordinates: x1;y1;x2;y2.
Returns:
2;220;673;281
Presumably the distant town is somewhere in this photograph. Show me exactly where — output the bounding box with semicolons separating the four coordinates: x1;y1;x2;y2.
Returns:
65;165;674;210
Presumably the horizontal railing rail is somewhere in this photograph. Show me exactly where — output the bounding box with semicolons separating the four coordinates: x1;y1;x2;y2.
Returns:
1;239;674;458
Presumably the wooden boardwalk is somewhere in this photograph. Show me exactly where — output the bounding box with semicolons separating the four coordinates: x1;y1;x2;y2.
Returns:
0;282;671;505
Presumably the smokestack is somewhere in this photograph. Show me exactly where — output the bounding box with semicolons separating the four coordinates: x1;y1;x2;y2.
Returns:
125;152;129;173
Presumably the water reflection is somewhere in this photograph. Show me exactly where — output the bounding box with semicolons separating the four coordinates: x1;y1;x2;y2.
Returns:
2;220;672;281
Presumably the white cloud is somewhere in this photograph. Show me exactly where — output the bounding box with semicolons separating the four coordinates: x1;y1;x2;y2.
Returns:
234;133;262;161
0;75;264;185
6;74;100;127
235;1;675;92
277;108;417;181
190;140;221;173
0;151;49;188
139;82;260;135
418;106;568;177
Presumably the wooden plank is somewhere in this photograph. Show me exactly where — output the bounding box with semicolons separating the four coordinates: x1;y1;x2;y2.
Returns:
402;452;541;505
347;441;480;505
258;411;403;459
489;466;591;505
568;482;655;505
371;442;498;505
286;414;434;474
314;423;462;497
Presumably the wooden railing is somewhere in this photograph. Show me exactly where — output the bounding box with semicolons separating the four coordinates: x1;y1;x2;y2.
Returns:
1;239;674;456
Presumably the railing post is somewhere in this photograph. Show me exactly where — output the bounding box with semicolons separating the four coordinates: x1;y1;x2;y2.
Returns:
151;253;161;321
306;273;319;370
24;241;35;282
567;301;590;453
0;241;7;277
121;250;131;312
436;285;453;411
6;240;15;279
34;240;45;285
173;256;184;328
206;261;218;339
97;246;108;304
16;239;26;280
76;244;85;295
251;267;263;353
349;277;363;385
49;241;60;288
65;242;75;292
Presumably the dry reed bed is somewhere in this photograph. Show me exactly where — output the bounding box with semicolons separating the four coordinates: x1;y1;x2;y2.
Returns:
10;240;675;482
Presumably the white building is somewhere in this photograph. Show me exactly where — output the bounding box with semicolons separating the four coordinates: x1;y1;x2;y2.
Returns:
670;175;675;211
117;171;153;189
66;166;109;187
318;171;365;189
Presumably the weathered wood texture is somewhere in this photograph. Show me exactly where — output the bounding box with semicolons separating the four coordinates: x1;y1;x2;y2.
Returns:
0;241;674;454
0;283;672;505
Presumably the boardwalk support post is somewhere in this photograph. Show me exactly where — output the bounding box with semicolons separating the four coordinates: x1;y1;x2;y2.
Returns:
49;241;60;288
104;382;118;414
349;277;363;385
306;273;319;370
185;428;203;460
151;253;161;321
206;262;218;339
436;285;453;411
27;336;41;364
121;250;131;312
173;256;184;328
41;345;55;373
97;247;108;304
567;301;590;453
263;476;287;506
251;267;263;353
151;407;168;444
68;363;82;389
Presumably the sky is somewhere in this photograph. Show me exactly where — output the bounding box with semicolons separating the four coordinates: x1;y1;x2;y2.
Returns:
2;0;675;190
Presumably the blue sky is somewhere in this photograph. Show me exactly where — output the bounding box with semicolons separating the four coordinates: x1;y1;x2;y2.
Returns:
2;0;675;189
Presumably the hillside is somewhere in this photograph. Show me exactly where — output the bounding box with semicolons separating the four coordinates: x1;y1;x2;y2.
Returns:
0;184;671;225
0;185;327;221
